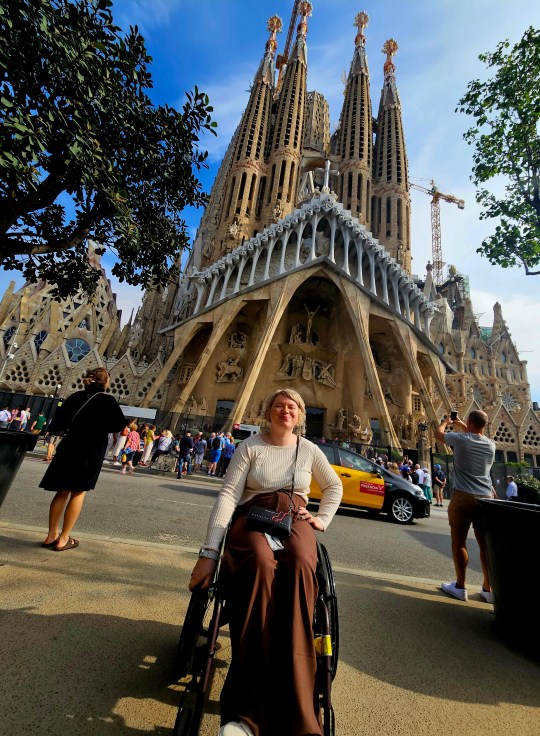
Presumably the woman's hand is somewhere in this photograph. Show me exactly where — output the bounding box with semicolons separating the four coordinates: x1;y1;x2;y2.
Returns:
297;507;324;531
189;557;217;591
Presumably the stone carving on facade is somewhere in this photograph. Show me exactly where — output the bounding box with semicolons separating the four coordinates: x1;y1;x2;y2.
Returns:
227;331;248;350
383;385;403;407
216;356;244;383
277;353;293;376
273;202;284;222
304;304;320;344
315;360;337;388
290;324;304;344
275;349;337;389
335;407;347;431
302;356;313;380
364;374;373;398
348;414;362;434
199;397;208;414
184;396;198;414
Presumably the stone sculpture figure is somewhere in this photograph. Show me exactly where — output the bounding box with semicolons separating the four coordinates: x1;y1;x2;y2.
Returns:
290;324;304;344
185;396;198;414
336;408;347;431
277;353;293;377
348;414;362;434
199;397;208;414
228;331;248;350
302;356;313;381
216;356;243;383
383;386;403;407
317;361;337;388
292;354;304;377
304;304;320;344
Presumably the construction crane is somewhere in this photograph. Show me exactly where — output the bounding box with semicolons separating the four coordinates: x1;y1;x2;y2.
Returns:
276;1;301;91
409;180;465;286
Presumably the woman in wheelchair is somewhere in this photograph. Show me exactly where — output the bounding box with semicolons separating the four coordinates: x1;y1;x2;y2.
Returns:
189;389;343;736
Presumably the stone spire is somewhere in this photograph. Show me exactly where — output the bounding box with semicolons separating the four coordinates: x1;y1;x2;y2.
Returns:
213;15;283;256
336;11;373;226
263;1;312;222
372;39;411;271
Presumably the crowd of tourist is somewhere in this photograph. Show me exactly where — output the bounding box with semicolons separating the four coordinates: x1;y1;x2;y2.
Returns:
97;424;238;478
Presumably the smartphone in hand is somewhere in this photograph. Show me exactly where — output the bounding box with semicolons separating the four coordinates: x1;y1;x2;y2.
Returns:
450;410;458;421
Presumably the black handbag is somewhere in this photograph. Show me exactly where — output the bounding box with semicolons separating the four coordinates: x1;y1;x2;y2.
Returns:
245;436;299;540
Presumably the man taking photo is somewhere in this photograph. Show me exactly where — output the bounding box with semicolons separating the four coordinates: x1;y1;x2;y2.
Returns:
434;410;496;604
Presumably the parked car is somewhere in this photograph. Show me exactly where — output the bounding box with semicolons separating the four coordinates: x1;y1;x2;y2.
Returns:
310;442;430;524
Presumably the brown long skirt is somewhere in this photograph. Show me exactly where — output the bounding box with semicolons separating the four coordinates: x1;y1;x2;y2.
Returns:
220;491;321;736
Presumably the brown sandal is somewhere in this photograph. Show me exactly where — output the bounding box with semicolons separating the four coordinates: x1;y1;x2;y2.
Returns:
54;537;79;552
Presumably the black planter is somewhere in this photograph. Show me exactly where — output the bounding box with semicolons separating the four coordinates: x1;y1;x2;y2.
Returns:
480;498;540;656
0;428;38;511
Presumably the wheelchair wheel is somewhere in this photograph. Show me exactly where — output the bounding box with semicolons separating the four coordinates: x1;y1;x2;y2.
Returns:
172;706;193;736
315;541;339;680
174;586;211;680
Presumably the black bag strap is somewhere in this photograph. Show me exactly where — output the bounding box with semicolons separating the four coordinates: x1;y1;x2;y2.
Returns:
286;435;300;514
68;391;102;430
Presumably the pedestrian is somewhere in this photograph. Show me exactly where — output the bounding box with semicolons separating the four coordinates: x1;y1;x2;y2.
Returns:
112;425;129;465
30;411;47;435
139;424;156;466
193;432;207;473
433;464;446;507
207;432;222;476
434;410;496;603
219;433;236;477
505;475;518;501
40;367;126;551
149;429;173;465
0;405;12;428
189;388;343;736
422;467;432;503
119;423;140;475
9;408;21;430
20;406;31;431
177;431;194;478
43;429;63;461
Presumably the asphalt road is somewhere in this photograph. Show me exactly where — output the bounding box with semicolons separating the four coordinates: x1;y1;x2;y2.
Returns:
1;454;486;587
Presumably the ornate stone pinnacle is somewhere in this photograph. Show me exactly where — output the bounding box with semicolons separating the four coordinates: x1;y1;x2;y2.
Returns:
267;15;283;34
354;11;369;30
382;38;398;77
299;1;313;18
382;38;399;58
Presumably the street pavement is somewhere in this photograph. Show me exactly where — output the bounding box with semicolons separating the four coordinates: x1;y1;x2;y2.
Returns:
1;453;539;735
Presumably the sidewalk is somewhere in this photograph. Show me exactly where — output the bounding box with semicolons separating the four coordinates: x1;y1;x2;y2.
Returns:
1;525;539;736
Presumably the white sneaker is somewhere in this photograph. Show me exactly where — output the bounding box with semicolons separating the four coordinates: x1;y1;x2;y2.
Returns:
441;581;468;601
113;461;121;466
480;588;494;603
219;722;255;736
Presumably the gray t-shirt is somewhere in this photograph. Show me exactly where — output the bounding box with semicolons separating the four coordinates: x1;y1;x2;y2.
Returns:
444;432;495;497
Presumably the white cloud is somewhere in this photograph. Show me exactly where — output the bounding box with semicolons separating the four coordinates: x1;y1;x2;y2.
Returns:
113;0;183;32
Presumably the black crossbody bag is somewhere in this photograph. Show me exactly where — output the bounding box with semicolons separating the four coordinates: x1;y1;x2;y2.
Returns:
245;436;300;540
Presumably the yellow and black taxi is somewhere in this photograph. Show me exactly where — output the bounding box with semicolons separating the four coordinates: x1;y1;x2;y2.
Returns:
310;442;430;524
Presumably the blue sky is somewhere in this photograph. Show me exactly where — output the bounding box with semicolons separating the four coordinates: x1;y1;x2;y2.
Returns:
2;0;540;401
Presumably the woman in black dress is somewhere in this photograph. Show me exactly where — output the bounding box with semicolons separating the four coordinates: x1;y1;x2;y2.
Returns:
40;367;126;551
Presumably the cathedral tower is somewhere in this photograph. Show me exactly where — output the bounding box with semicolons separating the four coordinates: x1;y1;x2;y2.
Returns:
261;1;311;224
372;40;411;271
213;15;283;256
336;12;373;227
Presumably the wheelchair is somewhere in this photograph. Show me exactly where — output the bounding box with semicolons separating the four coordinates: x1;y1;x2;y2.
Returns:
172;539;339;736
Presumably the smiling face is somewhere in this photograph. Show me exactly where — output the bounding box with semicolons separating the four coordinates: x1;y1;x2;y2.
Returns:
269;393;300;431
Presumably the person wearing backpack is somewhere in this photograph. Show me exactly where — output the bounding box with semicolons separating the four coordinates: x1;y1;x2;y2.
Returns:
207;432;223;476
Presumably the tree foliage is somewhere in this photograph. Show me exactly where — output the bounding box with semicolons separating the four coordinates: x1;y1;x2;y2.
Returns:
457;27;540;275
0;0;216;298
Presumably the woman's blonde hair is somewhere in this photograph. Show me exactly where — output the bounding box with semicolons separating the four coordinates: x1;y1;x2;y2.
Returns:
82;367;109;391
263;388;306;432
129;422;138;431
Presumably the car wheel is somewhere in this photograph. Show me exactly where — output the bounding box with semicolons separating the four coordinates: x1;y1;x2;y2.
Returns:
389;495;414;524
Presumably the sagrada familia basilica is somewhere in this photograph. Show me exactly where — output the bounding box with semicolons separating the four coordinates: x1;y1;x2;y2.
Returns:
1;4;539;464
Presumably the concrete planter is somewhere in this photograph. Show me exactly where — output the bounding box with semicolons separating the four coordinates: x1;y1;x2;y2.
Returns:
0;428;38;511
480;498;540;657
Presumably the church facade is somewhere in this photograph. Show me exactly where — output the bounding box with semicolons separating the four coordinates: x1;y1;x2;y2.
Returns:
1;5;539;464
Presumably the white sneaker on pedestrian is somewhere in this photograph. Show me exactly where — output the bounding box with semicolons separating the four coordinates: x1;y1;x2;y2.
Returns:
480;588;494;603
441;581;468;601
113;461;121;466
219;722;255;736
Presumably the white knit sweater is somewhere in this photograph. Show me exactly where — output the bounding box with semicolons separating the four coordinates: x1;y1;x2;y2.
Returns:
203;434;343;550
